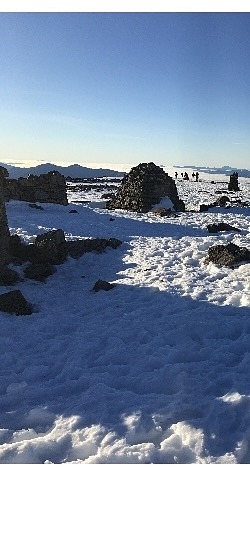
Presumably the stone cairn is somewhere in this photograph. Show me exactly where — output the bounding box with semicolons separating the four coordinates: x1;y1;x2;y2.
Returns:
3;170;68;205
106;162;185;213
0;167;10;265
228;172;239;191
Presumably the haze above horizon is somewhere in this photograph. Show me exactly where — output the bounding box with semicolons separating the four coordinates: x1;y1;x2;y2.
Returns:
1;12;250;168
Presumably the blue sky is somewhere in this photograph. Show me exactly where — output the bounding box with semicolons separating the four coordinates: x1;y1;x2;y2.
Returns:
1;11;250;168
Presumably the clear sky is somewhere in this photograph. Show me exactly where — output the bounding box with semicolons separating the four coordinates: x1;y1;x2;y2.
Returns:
1;10;250;168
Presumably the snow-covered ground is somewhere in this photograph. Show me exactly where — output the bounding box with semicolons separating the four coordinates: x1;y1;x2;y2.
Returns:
1;166;250;463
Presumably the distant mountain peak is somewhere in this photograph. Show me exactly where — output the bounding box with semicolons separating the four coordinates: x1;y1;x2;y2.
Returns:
0;162;126;180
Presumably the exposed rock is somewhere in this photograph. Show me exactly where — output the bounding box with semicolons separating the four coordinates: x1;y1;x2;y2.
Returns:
0;266;20;285
28;203;44;210
24;263;56;281
3;170;68;206
0;289;33;315
207;223;241;233
106;162;185;212
9;234;33;264
199;196;230;212
199;204;211;212
34;229;67;264
214;196;230;207
0;170;10;265
228;172;240;191
92;279;116;292
205;243;250;267
152;207;177;218
67;237;122;259
69;210;78;213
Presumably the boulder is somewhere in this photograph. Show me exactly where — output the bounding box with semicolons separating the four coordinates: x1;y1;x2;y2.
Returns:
92;279;116;292
34;229;67;264
106;162;185;212
24;262;56;281
0;266;20;285
205;243;250;267
207;223;241;233
0;289;33;315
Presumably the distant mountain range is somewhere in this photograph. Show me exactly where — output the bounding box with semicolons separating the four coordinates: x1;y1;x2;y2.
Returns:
174;165;250;178
0;162;126;180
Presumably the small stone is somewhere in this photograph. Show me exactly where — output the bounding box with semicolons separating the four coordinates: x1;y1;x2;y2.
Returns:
92;279;116;292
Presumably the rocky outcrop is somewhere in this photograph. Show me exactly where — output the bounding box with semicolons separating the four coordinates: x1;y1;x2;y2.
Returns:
3;170;68;206
66;237;122;259
0;266;20;285
207;223;241;233
9;231;122;266
0;167;10;265
106;162;185;212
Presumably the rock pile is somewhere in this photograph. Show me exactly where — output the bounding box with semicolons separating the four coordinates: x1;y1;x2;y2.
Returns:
106;162;185;212
3;170;68;206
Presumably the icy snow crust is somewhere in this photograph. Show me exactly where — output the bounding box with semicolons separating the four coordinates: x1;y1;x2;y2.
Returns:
0;167;250;463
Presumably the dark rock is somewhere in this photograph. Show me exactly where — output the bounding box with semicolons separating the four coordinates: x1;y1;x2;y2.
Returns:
34;229;67;264
67;237;122;259
0;289;33;315
205;243;250;267
92;279;116;292
0;266;20;285
200;204;209;212
152;207;174;217
69;209;78;213
106;162;185;212
199;204;210;212
228;172;240;191
9;234;29;263
29;203;44;210
207;223;241;233
0;176;10;265
24;262;56;281
214;196;230;207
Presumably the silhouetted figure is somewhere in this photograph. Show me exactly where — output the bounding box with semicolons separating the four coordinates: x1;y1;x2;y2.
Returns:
181;172;183;177
192;172;195;178
175;172;178;179
183;172;189;180
196;172;199;181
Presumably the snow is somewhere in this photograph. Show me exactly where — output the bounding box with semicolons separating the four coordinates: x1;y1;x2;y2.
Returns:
1;166;250;464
